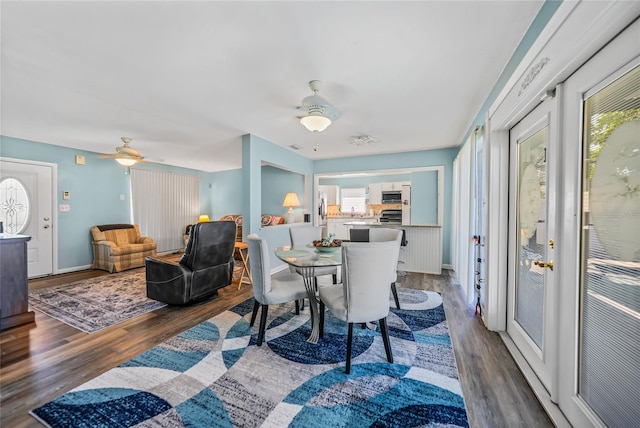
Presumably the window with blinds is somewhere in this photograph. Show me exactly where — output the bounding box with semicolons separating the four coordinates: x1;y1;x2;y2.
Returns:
340;187;366;214
130;169;200;253
579;63;639;428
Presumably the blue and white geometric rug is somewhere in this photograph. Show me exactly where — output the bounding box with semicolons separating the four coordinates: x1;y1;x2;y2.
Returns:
31;289;469;427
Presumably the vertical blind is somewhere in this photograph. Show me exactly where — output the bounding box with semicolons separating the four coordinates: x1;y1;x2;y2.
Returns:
130;169;200;252
579;63;639;428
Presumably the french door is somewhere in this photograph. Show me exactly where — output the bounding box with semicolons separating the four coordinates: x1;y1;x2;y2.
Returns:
557;46;640;427
0;159;55;277
506;97;557;395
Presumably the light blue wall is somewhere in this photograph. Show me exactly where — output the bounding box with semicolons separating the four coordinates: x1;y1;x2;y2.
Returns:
0;136;210;270
410;170;438;224
314;148;457;265
261;165;304;218
242;134;314;269
207;169;243;220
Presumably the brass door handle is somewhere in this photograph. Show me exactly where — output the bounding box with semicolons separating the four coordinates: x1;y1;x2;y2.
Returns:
534;260;553;271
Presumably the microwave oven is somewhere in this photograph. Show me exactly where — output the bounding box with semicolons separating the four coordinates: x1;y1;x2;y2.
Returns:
381;191;402;204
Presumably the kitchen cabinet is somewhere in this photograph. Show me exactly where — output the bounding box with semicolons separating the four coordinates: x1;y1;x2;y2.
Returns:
327;219;352;240
327;218;379;240
326;219;337;237
318;185;340;205
380;181;411;192
336;222;351;240
368;183;382;204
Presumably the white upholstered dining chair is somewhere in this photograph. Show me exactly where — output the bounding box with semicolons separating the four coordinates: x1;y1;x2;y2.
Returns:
318;240;400;374
348;227;403;309
247;234;308;346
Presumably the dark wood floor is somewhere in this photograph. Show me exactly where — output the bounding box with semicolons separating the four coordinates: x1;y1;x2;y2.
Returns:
0;261;553;428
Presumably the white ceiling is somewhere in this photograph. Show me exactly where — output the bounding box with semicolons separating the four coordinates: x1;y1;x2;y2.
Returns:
1;1;544;172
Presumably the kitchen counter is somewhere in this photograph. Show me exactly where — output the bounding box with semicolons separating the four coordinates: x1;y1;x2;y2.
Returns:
343;220;380;226
327;215;378;220
326;217;378;240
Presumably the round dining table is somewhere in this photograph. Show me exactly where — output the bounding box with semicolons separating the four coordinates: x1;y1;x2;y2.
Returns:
274;245;341;344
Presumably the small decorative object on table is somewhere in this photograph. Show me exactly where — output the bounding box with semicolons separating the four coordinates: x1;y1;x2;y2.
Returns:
313;233;342;252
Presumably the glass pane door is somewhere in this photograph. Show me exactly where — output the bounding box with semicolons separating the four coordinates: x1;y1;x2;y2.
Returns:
507;96;556;393
515;128;547;348
579;63;640;428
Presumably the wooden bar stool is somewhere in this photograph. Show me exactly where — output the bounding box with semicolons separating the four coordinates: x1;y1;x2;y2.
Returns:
235;242;252;290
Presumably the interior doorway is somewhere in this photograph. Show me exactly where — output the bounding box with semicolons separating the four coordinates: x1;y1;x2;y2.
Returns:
0;159;56;277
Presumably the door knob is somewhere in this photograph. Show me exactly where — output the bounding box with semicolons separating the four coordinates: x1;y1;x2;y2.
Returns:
534;260;553;271
44;217;50;221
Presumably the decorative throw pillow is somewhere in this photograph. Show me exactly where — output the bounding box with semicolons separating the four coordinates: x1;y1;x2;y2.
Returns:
261;215;272;227
270;216;283;225
220;214;242;225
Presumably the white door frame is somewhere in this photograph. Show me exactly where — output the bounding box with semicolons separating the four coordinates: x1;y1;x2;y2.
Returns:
483;4;640;427
0;157;58;276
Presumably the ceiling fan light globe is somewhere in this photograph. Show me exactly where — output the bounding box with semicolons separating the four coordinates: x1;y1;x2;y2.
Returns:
300;114;331;132
115;158;138;167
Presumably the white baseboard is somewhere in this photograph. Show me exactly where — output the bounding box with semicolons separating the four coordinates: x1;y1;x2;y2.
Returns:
271;264;289;276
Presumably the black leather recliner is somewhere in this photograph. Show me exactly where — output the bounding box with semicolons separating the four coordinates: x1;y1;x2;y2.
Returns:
145;221;236;305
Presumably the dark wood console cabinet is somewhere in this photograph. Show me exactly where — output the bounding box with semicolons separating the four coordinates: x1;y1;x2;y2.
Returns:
0;234;35;330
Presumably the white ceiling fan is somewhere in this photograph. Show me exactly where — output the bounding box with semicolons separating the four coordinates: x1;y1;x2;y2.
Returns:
99;137;145;166
297;80;341;132
350;135;379;147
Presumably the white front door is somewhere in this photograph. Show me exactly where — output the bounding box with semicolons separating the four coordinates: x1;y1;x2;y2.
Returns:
0;159;55;277
506;97;558;394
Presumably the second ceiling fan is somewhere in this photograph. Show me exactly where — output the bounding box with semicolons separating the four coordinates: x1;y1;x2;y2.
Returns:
99;137;145;166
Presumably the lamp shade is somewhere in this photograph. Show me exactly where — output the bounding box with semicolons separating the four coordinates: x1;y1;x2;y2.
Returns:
300;114;332;132
282;192;301;214
198;214;210;222
115;157;138;166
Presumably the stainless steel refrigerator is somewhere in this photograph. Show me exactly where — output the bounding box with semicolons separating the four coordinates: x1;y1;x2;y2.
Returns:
318;191;328;233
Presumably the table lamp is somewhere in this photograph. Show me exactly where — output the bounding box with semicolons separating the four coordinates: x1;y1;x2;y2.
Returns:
282;192;300;223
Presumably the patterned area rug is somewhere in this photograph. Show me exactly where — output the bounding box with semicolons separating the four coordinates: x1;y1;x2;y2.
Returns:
31;289;469;427
29;270;166;333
